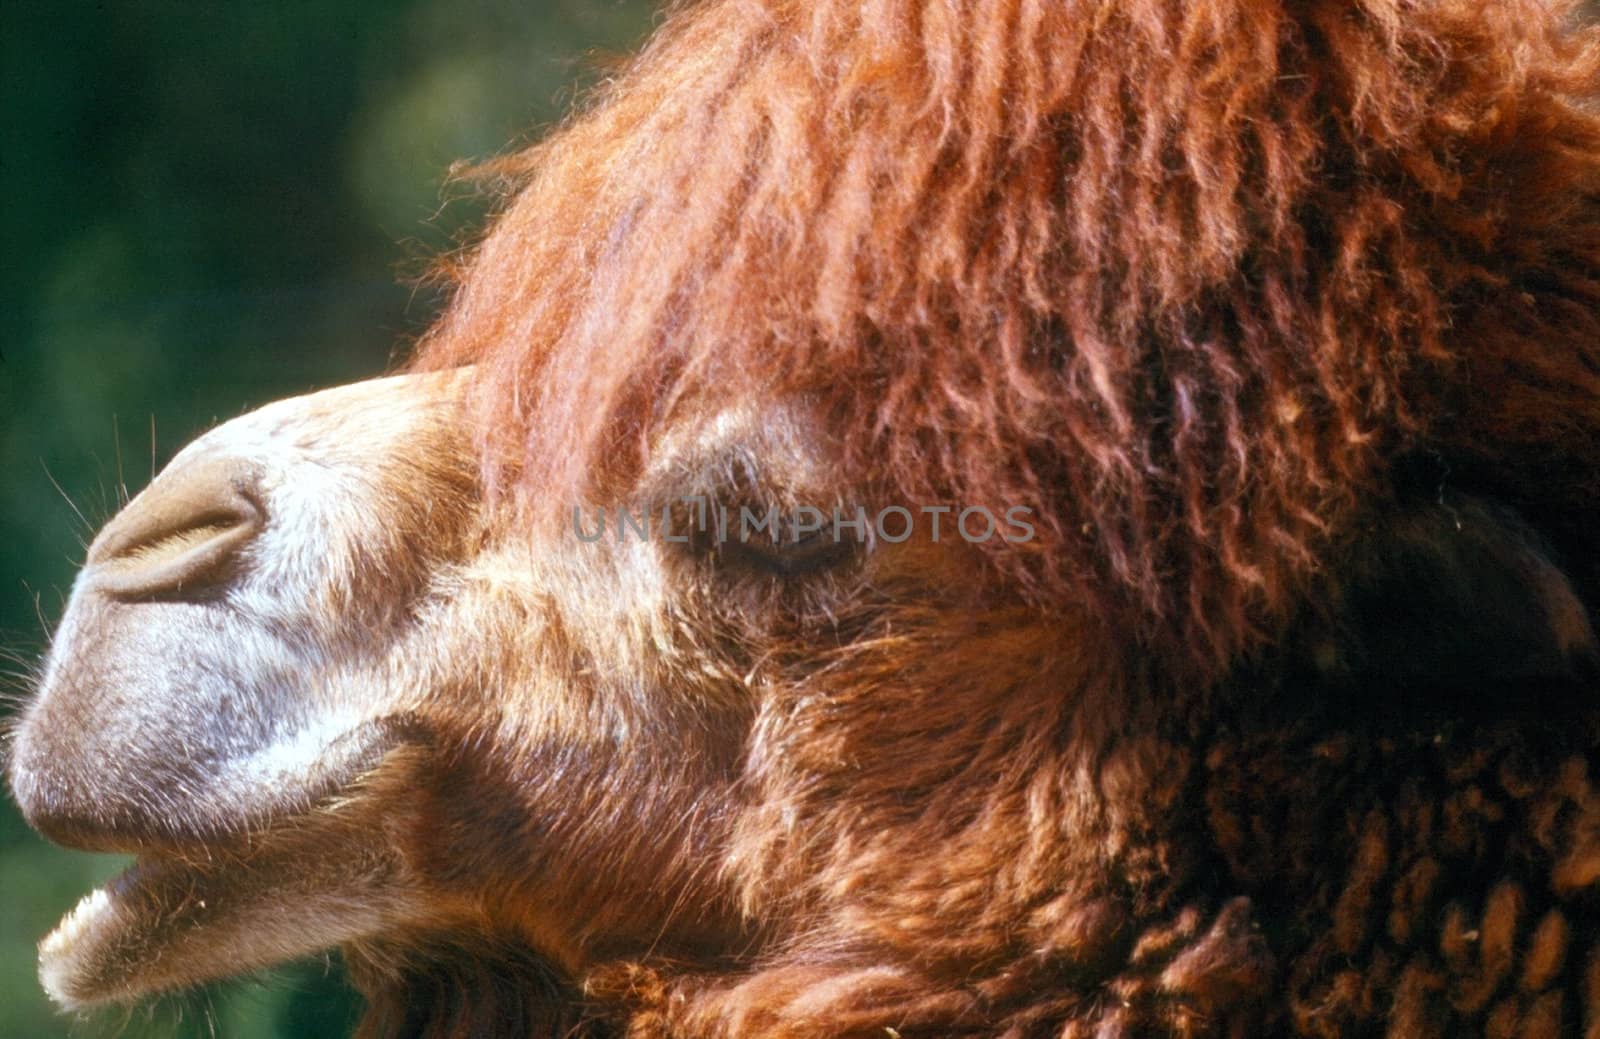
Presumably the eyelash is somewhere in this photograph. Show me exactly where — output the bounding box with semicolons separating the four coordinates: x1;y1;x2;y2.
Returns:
671;501;868;577
718;525;864;576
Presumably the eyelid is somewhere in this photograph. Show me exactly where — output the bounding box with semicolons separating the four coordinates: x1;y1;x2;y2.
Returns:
711;512;868;576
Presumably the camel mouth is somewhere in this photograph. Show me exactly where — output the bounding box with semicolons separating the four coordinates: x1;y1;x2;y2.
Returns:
39;855;179;1008
35;731;434;1010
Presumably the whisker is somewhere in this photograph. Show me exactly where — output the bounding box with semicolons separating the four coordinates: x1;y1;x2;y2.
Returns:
113;412;129;507
24;581;51;637
40;460;93;538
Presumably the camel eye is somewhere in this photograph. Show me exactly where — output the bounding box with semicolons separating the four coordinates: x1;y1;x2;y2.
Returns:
723;523;863;576
691;504;868;578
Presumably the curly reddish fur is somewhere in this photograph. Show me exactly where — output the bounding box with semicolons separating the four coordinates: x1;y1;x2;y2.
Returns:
398;1;1600;1036
417;0;1600;675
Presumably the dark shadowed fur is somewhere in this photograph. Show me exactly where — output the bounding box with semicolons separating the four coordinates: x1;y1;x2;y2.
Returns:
347;939;593;1039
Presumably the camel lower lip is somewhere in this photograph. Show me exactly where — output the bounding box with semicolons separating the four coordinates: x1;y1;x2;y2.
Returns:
41;851;263;1010
39;855;170;1009
38;845;365;1010
34;740;434;1012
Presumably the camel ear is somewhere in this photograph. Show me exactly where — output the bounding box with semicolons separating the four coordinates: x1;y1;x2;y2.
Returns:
1308;495;1598;695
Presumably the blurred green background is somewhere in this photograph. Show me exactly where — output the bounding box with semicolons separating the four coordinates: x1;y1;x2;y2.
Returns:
0;1;653;1035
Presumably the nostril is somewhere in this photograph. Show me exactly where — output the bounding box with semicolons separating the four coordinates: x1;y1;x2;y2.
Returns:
87;453;265;600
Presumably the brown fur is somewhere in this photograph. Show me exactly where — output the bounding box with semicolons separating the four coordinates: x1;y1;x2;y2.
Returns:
397;0;1600;1034
418;0;1600;673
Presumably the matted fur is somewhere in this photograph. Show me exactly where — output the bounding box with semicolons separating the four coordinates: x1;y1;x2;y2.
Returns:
417;0;1600;674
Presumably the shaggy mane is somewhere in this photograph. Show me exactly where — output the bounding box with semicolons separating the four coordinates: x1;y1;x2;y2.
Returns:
414;0;1600;669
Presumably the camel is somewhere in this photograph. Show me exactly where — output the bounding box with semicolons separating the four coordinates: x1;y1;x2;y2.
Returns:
11;0;1600;1034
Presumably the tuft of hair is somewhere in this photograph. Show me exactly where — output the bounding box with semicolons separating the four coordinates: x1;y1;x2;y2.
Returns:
413;0;1600;675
